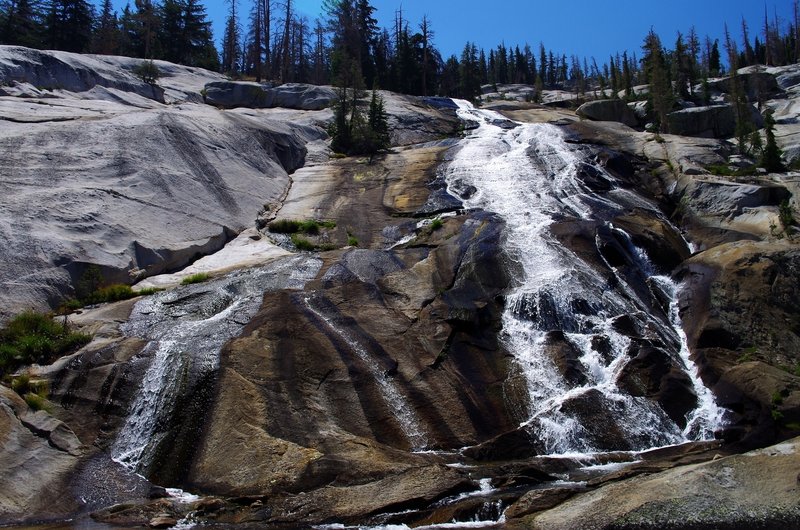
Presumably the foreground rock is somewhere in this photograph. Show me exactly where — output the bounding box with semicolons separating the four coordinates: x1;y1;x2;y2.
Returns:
506;437;800;529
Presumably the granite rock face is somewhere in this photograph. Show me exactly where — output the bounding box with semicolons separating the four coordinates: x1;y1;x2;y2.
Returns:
203;81;337;110
577;99;639;127
0;46;325;320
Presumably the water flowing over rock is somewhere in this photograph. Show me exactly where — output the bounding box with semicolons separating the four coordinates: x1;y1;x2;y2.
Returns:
446;101;722;455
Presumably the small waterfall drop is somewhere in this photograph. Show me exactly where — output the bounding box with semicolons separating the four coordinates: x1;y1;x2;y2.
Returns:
112;255;322;471
446;100;723;454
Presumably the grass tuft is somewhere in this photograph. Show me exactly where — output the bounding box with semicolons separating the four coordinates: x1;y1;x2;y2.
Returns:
181;273;210;285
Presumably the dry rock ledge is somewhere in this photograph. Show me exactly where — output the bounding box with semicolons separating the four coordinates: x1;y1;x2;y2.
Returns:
1;47;800;530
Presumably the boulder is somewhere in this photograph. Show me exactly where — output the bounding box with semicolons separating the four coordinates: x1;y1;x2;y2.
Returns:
710;69;781;101
0;386;80;522
577;99;639;127
203;81;336;110
667;104;736;138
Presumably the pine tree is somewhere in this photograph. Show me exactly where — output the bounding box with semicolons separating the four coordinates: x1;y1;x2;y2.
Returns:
672;32;691;99
221;0;242;74
183;0;218;70
133;0;160;59
1;0;43;48
459;41;481;101
642;29;674;132
761;110;785;172
43;0;94;52
91;0;118;54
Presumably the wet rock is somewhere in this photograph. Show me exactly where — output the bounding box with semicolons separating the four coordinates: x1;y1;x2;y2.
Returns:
149;515;178;528
617;345;698;428
507;437;800;530
0;386;80;523
504;486;584;519
541;331;588;386
266;465;472;524
19;409;83;456
558;389;640;451
612;211;691;271
677;242;800;447
577;99;639;128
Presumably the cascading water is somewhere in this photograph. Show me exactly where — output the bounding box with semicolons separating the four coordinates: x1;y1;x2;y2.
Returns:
112;255;322;471
446;100;723;454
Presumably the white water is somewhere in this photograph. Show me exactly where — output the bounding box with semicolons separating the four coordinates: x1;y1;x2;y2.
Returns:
303;294;428;450
112;255;322;470
445;100;723;454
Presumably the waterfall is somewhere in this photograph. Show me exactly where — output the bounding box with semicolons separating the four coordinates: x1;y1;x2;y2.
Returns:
112;255;322;471
446;100;723;454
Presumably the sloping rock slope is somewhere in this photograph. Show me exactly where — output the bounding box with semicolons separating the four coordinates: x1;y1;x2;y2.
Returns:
0;46;456;322
2;47;800;530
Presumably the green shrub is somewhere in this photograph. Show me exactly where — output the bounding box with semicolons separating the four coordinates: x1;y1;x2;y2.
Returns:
12;374;49;412
92;284;135;303
779;200;795;229
430;218;444;231
705;164;757;177
347;235;359;247
268;219;336;235
291;234;317;251
0;311;91;377
133;59;160;84
268;219;303;233
24;393;51;412
181;273;210;285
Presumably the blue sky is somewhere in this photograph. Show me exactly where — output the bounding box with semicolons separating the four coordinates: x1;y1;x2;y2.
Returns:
103;0;794;62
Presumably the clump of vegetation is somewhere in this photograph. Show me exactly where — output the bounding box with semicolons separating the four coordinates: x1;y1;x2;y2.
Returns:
63;265;163;311
133;59;160;84
268;219;336;235
11;373;51;412
779;200;795;230
430;218;444;231
760;110;785;173
181;272;210;285
705;164;757;177
347;231;359;247
290;234;317;251
329;85;390;159
0;311;91;377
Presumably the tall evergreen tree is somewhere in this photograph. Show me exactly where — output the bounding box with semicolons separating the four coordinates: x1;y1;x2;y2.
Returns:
1;0;43;47
91;0;118;54
221;0;242;74
672;32;691;99
642;29;674;132
458;41;481;101
43;0;93;52
761;110;785;172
